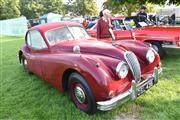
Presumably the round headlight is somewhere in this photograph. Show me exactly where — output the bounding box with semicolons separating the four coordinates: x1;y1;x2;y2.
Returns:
146;49;155;63
116;61;129;79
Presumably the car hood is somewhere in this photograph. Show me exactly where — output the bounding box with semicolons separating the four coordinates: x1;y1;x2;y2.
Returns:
115;40;150;64
136;26;180;38
98;39;150;63
51;38;128;60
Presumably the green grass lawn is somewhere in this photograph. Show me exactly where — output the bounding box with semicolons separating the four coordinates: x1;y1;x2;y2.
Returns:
0;36;180;120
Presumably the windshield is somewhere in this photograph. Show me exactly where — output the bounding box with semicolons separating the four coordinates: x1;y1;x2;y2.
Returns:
124;16;154;30
112;19;125;30
46;26;90;44
91;19;125;30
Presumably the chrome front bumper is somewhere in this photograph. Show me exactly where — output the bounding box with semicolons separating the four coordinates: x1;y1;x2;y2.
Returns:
97;67;162;111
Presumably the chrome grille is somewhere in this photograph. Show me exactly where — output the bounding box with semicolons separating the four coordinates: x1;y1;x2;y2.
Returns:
124;51;141;83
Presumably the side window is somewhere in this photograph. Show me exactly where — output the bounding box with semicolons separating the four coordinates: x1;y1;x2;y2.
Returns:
27;33;31;46
27;30;47;49
46;27;73;44
90;23;97;30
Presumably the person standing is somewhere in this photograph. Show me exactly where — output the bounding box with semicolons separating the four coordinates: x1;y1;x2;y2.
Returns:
137;6;148;22
97;9;113;39
171;13;176;25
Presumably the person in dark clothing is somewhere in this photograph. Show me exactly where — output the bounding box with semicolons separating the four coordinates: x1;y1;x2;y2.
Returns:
97;9;113;39
171;13;176;25
137;6;147;22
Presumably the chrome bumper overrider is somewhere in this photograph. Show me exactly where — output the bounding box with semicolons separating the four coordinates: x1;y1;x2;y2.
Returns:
97;67;162;111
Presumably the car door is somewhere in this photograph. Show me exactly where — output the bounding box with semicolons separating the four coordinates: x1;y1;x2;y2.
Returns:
26;30;48;77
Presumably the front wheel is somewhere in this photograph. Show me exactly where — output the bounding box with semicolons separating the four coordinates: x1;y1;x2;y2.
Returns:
68;72;97;114
151;42;166;59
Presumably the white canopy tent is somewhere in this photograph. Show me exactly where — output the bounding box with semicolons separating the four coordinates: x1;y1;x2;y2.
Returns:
156;6;180;23
39;13;63;24
0;16;28;36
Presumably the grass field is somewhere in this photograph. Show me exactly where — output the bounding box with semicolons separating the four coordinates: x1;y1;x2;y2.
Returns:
0;36;180;120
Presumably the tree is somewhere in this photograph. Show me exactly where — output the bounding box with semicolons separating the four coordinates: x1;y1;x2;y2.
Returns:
103;1;139;16
0;0;20;20
41;0;64;14
147;0;180;5
146;3;157;13
63;3;74;16
103;0;180;16
108;0;180;5
20;0;44;19
19;0;64;19
66;0;98;17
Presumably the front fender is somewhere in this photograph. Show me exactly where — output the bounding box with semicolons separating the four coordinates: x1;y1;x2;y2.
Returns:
64;54;116;101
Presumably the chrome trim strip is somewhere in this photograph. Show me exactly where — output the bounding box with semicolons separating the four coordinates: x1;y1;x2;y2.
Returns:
135;36;172;39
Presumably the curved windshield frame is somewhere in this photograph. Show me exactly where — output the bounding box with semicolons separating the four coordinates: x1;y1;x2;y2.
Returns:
45;26;90;44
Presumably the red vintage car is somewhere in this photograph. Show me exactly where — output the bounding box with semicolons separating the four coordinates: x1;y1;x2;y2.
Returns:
18;22;162;114
87;16;180;58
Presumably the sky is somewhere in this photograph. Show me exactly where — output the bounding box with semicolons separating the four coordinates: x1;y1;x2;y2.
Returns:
96;0;106;10
62;0;107;11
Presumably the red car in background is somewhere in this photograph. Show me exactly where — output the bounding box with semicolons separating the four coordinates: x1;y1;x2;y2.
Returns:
87;16;180;58
19;22;162;114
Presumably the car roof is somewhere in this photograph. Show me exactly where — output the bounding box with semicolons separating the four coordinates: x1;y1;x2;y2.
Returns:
29;21;82;33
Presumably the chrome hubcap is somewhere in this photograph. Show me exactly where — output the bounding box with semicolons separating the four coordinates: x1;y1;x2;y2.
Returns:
74;86;86;103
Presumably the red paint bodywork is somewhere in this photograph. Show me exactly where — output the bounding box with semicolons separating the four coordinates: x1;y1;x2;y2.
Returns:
87;17;180;48
19;22;161;102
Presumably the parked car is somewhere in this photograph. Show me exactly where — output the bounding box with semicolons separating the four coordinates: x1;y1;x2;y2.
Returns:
28;19;40;28
18;22;162;114
87;16;180;58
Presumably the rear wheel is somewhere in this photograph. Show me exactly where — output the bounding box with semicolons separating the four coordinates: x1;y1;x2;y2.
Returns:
151;42;166;59
21;55;32;74
68;72;97;114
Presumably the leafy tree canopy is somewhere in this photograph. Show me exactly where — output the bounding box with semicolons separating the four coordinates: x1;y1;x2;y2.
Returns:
20;0;64;19
104;0;180;16
0;0;20;20
111;0;180;5
65;0;99;17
